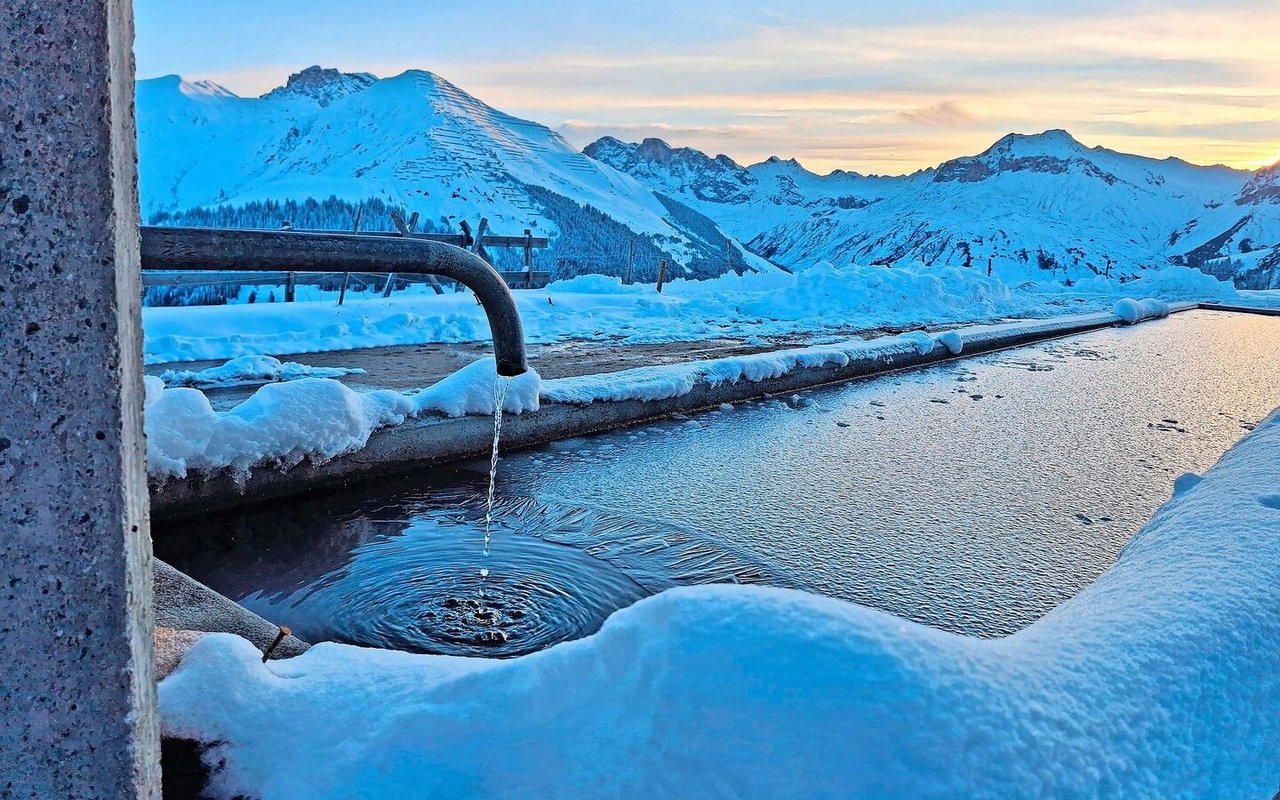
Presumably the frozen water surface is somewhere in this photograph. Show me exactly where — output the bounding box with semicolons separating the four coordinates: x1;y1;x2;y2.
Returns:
157;310;1280;655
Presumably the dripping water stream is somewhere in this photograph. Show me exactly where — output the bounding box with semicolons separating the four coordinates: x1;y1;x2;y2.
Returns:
479;376;513;596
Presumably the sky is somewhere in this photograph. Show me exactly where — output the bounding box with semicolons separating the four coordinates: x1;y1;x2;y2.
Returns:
134;0;1280;176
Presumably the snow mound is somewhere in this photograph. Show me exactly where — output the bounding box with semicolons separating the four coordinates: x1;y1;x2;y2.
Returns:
144;375;412;478
160;409;1280;797
145;359;540;478
158;355;366;389
409;358;541;417
1172;471;1203;497
1112;297;1171;324
937;330;964;355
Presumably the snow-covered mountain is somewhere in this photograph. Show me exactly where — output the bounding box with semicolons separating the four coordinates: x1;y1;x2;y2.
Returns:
583;137;890;243
137;65;1279;288
137;67;773;281
590;131;1280;287
1172;163;1280;288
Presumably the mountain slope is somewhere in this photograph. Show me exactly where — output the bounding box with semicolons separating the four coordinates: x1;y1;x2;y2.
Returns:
591;130;1278;285
137;67;774;280
1171;163;1280;287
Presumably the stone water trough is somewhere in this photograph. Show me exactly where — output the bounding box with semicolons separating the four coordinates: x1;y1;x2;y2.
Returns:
142;225;1204;520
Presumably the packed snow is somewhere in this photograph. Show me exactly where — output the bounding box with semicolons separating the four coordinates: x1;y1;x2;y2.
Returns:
142;261;1247;365
160;406;1280;798
145;358;540;479
157;355;365;388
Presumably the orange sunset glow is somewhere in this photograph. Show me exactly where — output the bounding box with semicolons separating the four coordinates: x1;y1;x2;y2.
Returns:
138;0;1280;174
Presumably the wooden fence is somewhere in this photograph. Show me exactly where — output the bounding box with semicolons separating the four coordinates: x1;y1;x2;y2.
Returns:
143;212;551;304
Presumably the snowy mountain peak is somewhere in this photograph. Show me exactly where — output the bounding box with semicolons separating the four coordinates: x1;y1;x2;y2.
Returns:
185;79;237;98
395;68;452;93
934;129;1119;185
584;136;758;205
1237;163;1280;206
635;137;676;160
261;66;378;107
137;68;774;282
989;129;1087;155
750;156;819;180
149;74;239;99
588;136;747;174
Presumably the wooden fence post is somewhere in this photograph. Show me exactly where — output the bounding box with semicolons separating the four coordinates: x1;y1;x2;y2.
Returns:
388;209;443;296
338;205;361;305
472;217;490;263
523;228;534;288
469;218;491;303
656;259;668;293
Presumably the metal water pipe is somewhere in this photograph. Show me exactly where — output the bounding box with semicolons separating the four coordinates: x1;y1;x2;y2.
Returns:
140;226;529;376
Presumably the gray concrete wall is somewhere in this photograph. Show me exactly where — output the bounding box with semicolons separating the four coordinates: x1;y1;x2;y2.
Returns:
0;0;160;797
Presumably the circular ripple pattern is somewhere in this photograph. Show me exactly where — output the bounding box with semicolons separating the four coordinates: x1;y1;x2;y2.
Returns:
241;520;649;658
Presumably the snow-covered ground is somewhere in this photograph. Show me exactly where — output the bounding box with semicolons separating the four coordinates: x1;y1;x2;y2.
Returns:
160;402;1280;798
142;261;1253;365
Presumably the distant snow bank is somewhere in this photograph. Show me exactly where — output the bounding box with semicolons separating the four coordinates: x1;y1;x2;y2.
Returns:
142;262;1246;365
158;355;365;388
159;408;1280;798
145;358;540;479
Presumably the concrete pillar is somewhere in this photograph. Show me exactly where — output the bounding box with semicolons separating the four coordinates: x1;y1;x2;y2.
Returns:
0;0;160;797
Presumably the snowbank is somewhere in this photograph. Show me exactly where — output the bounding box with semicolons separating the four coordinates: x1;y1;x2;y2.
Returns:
160;408;1280;798
158;355;365;388
142;262;1250;364
145;358;540;478
1112;297;1171;325
936;330;964;355
407;357;540;418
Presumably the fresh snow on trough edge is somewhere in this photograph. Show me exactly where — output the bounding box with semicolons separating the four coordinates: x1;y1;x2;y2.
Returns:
144;359;541;479
540;329;938;405
159;406;1280;798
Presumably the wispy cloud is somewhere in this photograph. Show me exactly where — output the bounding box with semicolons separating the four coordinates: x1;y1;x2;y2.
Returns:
135;0;1280;173
894;101;978;127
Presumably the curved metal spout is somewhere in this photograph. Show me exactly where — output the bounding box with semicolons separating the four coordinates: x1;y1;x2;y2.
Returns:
140;227;528;376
